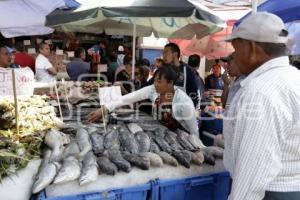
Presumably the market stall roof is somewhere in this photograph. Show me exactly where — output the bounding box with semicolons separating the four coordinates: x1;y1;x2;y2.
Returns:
46;0;226;39
0;0;71;38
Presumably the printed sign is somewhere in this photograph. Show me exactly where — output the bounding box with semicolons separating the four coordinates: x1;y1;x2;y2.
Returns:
23;40;31;46
27;48;36;54
0;68;35;97
98;86;122;106
56;49;64;56
67;51;74;58
98;64;108;73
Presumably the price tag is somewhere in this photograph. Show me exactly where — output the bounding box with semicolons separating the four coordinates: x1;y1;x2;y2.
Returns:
0;68;34;98
98;86;122;106
98;64;108;72
56;49;64;56
27;48;36;54
23;40;31;46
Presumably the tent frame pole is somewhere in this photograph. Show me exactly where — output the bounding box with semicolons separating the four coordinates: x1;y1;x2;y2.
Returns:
252;0;258;13
132;21;137;80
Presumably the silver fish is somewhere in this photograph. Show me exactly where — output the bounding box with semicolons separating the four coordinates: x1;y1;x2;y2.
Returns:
158;152;178;167
190;150;205;165
164;131;183;151
149;140;161;154
54;156;81;184
154;136;172;154
63;140;80;158
187;134;204;149
96;156;118;175
122;152;150;170
143;152;163;167
176;131;195;151
45;129;70;162
32;162;61;194
127;123;143;134
135;131;151;153
118;126;139;154
107;149;131;173
103;128;120;150
79;151;99;185
172;150;192;168
90;132;104;155
76;128;92;158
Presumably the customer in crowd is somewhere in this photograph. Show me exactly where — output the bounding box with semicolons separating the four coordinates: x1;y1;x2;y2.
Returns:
7;47;20;69
205;63;224;90
117;45;125;67
14;41;35;73
188;54;205;97
0;45;11;68
146;43;200;108
223;12;300;200
66;47;90;81
114;55;134;94
134;64;150;90
107;51;119;82
35;42;57;82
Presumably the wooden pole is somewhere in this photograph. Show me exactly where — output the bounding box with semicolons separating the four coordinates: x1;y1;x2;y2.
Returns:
12;69;19;136
62;78;71;111
54;80;63;121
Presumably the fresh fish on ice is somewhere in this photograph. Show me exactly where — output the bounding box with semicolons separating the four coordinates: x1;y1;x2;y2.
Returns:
96;156;118;175
172;150;192;168
187;134;204;149
32;162;61;194
189;151;204;166
154;136;172;154
122;152;150;170
203;150;216;165
164;131;183;151
107;149;131;173
76;128;92;158
135;131;151;153
127;123;143;134
79;151;99;185
45;129;70;162
90;132;104;155
118;126;139;153
63;140;80;158
149;140;161;154
103;128;120;150
143;152;163;167
158;152;178;167
53;156;81;184
176;131;195;151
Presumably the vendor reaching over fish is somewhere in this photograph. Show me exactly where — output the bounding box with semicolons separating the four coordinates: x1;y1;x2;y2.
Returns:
88;65;201;140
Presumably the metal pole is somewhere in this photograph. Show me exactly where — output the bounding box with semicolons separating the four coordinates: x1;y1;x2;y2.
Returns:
132;22;137;80
252;0;258;13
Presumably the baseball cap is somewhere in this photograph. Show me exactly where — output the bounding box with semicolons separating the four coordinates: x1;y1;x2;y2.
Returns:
6;47;16;54
118;45;124;52
225;12;288;44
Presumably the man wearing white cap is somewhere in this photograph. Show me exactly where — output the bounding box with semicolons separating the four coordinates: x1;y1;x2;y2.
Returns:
117;45;125;67
223;12;300;200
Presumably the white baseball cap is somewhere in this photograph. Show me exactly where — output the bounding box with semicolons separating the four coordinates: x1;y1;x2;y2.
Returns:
118;45;124;52
225;12;288;44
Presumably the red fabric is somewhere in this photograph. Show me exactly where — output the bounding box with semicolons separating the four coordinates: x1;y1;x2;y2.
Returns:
15;52;35;73
169;21;236;60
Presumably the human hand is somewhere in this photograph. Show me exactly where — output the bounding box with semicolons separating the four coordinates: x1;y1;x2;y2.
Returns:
87;106;108;123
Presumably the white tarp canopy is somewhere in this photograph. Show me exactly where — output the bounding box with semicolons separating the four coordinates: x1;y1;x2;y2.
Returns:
0;0;65;38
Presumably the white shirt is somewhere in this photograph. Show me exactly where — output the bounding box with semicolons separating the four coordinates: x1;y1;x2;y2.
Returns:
35;54;56;82
224;56;300;200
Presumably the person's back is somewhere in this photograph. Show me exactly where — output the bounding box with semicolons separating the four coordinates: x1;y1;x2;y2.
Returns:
66;47;90;81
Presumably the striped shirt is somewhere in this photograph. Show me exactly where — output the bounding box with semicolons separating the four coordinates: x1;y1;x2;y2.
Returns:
223;56;300;200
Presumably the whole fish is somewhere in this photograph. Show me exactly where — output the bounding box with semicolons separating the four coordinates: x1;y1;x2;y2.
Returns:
187;134;204;149
127;123;143;134
96;156;118;175
76;128;92;158
118;126;139;154
79;151;99;186
164;131;183;151
32;162;61;194
203;150;216;166
45;129;70;162
149;140;161;154
172;150;192;168
135;131;151;153
103;128;120;150
63;140;80;158
176;131;195;151
154;136;172;154
53;156;81;184
188;151;204;166
90;132;104;155
107;149;131;173
158;152;178;167
143;152;163;167
203;146;224;158
122;152;150;170
38;148;52;173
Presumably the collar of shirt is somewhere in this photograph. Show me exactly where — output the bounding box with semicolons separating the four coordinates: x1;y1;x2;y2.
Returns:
240;56;290;88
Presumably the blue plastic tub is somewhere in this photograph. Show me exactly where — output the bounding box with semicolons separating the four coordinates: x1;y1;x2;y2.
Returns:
158;172;230;200
36;183;153;200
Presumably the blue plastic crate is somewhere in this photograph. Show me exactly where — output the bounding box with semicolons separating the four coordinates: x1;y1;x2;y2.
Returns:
36;183;153;200
158;172;230;200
